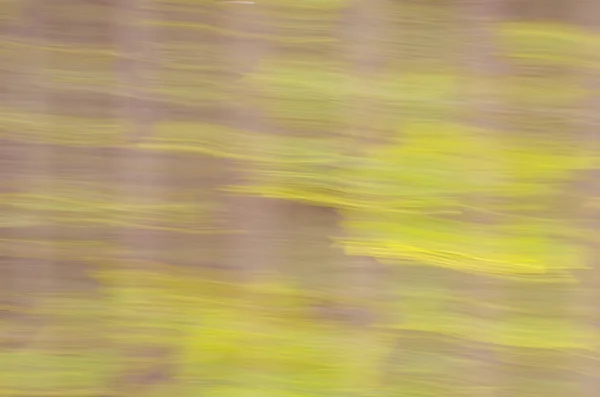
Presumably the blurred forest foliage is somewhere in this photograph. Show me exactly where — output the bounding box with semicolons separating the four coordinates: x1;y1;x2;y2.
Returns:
1;0;600;395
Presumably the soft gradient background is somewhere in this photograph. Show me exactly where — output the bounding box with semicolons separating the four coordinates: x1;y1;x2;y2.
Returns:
1;0;599;396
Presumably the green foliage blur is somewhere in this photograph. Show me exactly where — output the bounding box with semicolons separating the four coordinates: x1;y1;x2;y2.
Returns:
0;0;599;396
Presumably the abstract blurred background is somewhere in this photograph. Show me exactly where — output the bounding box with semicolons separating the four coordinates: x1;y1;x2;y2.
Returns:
1;0;600;395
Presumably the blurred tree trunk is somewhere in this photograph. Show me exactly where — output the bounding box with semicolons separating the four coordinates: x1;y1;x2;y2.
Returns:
0;0;18;110
337;0;394;393
571;0;600;394
116;1;163;266
4;0;55;318
112;0;174;394
119;0;160;143
218;0;275;285
453;0;508;396
217;0;280;390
